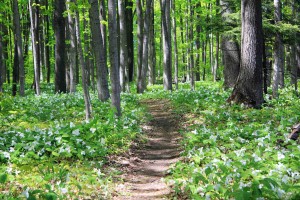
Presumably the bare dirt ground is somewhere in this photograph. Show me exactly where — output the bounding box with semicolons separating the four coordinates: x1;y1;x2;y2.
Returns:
112;99;183;200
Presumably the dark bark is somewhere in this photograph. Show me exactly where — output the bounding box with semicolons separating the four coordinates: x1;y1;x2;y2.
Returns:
189;1;195;90
89;0;110;101
125;0;134;82
161;0;172;91
108;0;121;116
228;0;264;108
45;0;51;83
195;3;202;81
136;0;144;93
13;0;25;96
172;0;178;89
148;2;156;85
12;44;18;96
54;0;66;93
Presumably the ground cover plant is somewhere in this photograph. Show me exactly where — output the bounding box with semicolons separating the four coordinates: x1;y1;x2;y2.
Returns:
165;82;300;200
0;84;145;199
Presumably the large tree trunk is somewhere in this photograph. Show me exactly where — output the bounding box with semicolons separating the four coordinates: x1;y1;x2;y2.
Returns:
74;0;92;120
108;0;121;116
29;0;41;95
67;0;77;93
148;2;156;85
125;0;134;82
99;0;107;71
118;0;130;92
221;0;240;89
272;0;285;98
89;0;110;101
161;0;172;91
54;0;66;93
136;0;144;93
228;0;264;108
13;0;25;96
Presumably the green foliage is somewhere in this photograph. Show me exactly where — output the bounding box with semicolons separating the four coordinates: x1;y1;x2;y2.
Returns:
165;82;300;200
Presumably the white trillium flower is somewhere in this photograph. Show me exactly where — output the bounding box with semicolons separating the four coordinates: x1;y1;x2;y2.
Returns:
72;129;80;136
60;187;68;194
277;152;285;160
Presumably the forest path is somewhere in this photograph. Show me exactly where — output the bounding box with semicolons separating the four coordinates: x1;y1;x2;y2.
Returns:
112;99;182;200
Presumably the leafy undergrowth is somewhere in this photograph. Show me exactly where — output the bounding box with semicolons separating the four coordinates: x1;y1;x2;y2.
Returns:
162;82;300;200
0;84;145;199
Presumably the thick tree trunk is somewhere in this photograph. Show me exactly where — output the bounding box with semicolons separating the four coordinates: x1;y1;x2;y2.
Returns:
54;0;66;93
67;0;77;93
13;0;25;96
125;0;134;82
29;0;41;95
89;0;110;101
118;0;130;92
221;0;240;89
108;0;121;116
272;0;285;98
75;0;92;120
228;0;264;108
99;0;107;70
161;0;172;91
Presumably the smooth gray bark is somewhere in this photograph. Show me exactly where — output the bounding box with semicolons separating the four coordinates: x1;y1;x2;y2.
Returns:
172;0;179;89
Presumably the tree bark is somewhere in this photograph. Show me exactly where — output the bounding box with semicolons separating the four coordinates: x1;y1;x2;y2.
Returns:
148;2;156;85
221;0;240;89
172;0;179;89
54;0;66;93
67;0;77;93
118;0;130;92
125;0;134;82
272;0;285;98
161;0;172;91
136;0;144;93
89;0;110;101
108;0;121;116
0;24;4;92
189;1;195;90
29;0;41;95
228;0;264;108
74;0;92;120
13;0;25;96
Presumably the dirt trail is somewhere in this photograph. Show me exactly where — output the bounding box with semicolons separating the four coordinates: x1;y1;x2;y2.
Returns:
112;99;182;200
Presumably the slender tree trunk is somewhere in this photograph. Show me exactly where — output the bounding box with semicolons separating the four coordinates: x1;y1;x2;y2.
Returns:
75;0;92;120
99;0;108;70
13;0;25;96
172;0;179;89
108;0;121;116
54;0;66;93
29;0;41;95
45;0;51;83
125;0;134;82
0;24;4;92
161;0;172;91
179;6;186;82
12;44;18;96
272;0;285;98
195;3;202;81
89;0;110;101
136;0;144;93
148;2;156;85
189;1;195;90
67;0;77;93
228;0;264;108
118;0;130;92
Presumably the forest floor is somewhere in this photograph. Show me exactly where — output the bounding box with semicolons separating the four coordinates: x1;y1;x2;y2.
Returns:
111;99;183;200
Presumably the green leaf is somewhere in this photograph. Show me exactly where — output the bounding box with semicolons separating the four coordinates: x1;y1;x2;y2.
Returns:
52;151;60;157
0;173;8;184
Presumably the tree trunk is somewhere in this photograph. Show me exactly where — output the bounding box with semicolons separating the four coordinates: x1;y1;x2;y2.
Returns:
108;0;121;116
89;0;110;101
0;24;4;92
67;0;77;93
125;0;134;82
228;0;264;108
29;0;41;95
136;0;144;93
118;0;130;92
54;0;66;93
161;0;172;91
221;0;240;89
99;0;107;71
195;3;201;81
45;0;51;83
74;0;92;120
172;0;179;90
148;2;156;85
272;0;285;98
12;44;18;96
189;1;195;90
13;0;25;96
